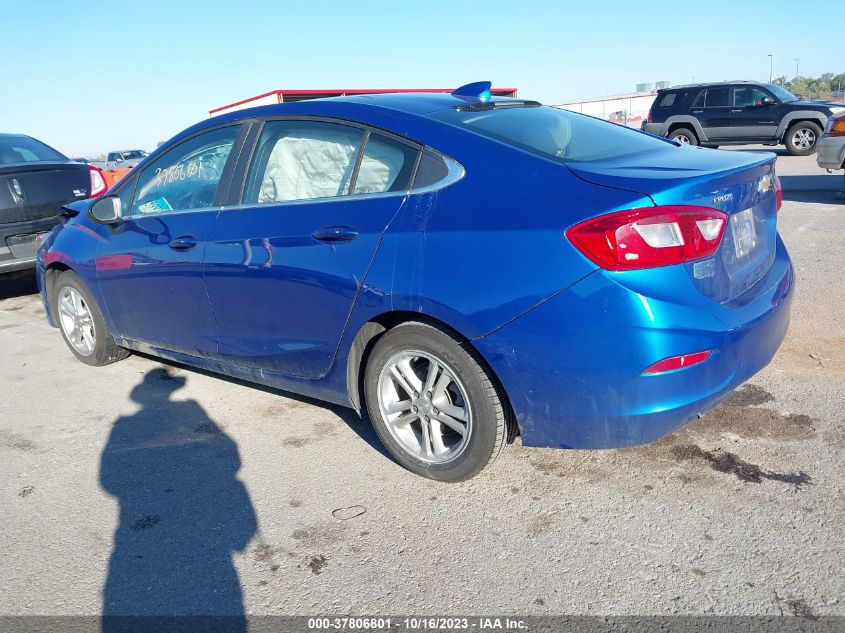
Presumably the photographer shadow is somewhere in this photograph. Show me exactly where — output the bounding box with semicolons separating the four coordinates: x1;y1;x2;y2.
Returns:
100;368;257;632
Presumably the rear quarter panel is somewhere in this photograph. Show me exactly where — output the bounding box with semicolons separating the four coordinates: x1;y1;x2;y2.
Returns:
38;203;112;328
347;118;655;340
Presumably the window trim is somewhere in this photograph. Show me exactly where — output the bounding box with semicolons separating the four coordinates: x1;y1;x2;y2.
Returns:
223;115;464;211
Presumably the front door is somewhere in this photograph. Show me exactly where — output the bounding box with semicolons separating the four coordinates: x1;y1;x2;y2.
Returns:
729;86;779;141
97;125;243;357
204;119;419;378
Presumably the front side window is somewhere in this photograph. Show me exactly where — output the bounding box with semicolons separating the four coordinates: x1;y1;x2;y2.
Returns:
244;121;365;204
430;104;670;163
734;87;771;107
705;88;731;108
129;126;239;216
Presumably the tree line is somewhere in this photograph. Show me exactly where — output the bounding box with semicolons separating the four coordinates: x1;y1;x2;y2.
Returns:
772;72;845;100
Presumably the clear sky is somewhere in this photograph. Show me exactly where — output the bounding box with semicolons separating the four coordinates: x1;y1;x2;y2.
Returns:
1;0;836;156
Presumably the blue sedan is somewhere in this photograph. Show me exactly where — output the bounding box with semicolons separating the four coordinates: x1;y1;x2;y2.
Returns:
36;82;793;481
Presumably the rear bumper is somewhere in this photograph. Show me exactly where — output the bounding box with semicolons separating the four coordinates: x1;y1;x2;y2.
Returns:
0;216;61;274
642;123;665;136
816;137;845;170
475;237;794;449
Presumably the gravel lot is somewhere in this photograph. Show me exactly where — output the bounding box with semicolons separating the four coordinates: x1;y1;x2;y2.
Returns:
1;148;843;618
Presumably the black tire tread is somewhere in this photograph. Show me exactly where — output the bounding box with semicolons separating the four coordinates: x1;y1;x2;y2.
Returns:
784;121;822;156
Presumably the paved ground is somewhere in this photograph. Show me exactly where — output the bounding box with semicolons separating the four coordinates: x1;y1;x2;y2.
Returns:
1;148;843;617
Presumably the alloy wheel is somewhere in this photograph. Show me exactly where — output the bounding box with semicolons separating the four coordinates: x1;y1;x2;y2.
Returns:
58;287;96;356
377;350;472;464
791;128;816;151
674;134;691;144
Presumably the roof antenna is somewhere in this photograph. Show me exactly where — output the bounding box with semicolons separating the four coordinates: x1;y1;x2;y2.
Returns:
451;81;492;101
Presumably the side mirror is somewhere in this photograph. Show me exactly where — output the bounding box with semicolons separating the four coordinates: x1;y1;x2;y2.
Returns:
90;196;122;224
761;96;776;106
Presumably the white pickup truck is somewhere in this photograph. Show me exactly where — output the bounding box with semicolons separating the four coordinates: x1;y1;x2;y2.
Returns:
105;149;148;170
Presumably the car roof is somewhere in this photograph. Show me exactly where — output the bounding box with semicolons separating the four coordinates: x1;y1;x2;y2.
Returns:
660;80;765;92
174;92;527;145
246;91;520;117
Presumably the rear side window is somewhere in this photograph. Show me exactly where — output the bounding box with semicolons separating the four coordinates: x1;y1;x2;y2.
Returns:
430;105;669;163
0;135;65;164
655;92;680;108
692;91;705;108
244;121;365;204
352;134;417;195
704;88;731;108
413;151;449;188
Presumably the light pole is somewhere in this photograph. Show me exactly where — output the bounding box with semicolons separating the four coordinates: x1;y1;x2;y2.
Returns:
768;54;773;83
794;58;799;80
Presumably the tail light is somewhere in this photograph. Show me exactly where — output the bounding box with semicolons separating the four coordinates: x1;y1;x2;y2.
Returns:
88;165;108;198
566;206;727;271
647;110;653;124
774;173;782;211
824;116;845;137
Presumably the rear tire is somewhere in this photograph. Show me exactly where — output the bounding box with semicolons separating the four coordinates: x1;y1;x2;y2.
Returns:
53;270;129;367
784;121;822;156
668;128;698;146
364;322;509;481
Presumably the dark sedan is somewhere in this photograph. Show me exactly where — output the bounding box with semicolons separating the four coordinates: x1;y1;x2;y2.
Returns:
1;133;107;275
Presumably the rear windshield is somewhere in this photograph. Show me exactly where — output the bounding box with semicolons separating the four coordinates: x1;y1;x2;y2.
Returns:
0;135;66;164
430;105;670;163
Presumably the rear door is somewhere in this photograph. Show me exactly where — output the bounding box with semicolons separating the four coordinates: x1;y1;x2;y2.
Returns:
204;118;419;378
96;124;246;357
692;87;734;141
729;86;779;140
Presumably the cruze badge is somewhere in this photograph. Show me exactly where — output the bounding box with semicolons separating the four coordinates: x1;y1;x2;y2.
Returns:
713;193;733;205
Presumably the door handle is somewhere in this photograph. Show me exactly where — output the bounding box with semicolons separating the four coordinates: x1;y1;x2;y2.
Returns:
312;226;359;243
168;236;198;251
692;110;703;114
730;109;743;113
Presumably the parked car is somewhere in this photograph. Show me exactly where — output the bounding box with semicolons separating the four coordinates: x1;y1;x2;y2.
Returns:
36;82;793;481
816;112;845;183
105;149;148;170
1;133;107;275
642;81;845;156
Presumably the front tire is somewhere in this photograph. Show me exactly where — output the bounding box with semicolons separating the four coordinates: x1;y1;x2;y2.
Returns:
53;270;129;366
668;128;698;146
784;121;822;156
364;322;509;481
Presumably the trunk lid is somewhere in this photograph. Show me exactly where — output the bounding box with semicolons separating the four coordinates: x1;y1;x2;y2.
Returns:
568;146;779;303
0;162;90;225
